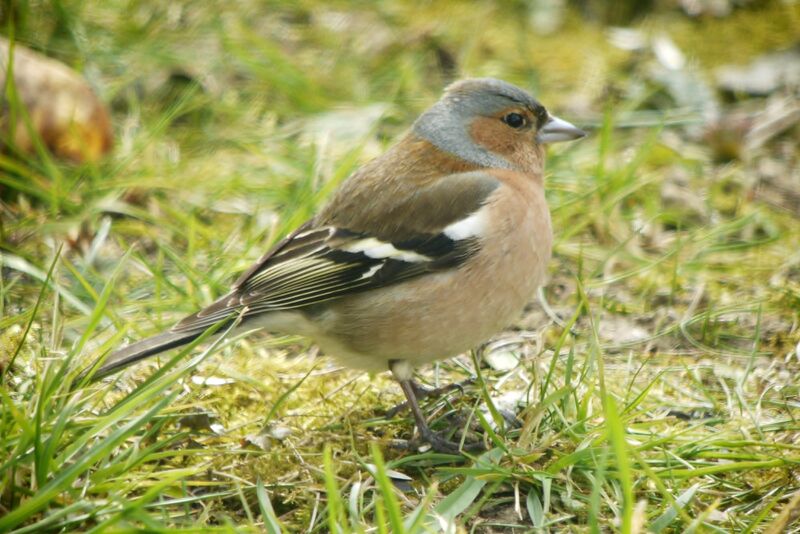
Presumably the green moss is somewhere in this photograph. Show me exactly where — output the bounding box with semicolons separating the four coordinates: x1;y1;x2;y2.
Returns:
2;1;799;531
665;1;800;67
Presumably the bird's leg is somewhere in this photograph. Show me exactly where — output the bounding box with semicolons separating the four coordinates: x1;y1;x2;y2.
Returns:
389;360;482;454
384;378;474;418
395;375;465;453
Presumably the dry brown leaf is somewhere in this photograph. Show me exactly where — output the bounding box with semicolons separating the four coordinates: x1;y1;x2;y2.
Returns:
0;38;113;162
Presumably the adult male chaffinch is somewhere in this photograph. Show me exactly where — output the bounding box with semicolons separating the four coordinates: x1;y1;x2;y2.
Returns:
81;78;585;452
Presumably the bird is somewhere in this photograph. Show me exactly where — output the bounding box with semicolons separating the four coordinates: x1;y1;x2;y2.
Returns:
79;78;585;453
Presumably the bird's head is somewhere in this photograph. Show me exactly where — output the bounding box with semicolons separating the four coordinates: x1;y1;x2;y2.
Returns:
413;78;585;174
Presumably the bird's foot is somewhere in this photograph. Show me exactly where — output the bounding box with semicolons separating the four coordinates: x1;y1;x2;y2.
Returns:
388;363;487;455
413;425;486;454
385;377;475;419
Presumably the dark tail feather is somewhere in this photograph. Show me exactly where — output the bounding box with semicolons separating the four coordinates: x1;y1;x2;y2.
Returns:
78;329;202;383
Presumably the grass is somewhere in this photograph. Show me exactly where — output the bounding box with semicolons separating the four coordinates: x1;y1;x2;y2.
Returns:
1;0;799;532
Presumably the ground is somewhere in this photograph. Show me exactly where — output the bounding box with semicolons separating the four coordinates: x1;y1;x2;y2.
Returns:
1;1;799;532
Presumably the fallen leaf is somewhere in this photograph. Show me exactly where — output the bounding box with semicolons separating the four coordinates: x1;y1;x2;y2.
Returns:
0;38;113;163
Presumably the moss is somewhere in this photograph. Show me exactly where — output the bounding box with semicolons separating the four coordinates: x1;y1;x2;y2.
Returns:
665;1;800;68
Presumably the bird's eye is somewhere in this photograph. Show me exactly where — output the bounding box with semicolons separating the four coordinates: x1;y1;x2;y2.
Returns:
502;112;526;129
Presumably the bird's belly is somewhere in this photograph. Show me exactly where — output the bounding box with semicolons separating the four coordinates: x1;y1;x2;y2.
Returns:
315;212;550;371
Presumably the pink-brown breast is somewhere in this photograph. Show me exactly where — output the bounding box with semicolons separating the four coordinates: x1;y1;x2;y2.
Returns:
315;168;553;372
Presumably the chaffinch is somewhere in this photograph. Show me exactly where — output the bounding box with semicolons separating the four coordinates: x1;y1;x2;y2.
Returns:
82;78;585;452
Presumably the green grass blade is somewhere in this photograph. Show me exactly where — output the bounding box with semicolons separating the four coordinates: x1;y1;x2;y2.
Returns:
257;478;284;534
369;443;405;534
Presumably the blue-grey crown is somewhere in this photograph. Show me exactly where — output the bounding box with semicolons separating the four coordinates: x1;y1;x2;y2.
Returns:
412;78;542;169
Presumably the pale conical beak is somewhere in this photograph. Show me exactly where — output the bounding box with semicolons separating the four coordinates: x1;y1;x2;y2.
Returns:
536;115;586;144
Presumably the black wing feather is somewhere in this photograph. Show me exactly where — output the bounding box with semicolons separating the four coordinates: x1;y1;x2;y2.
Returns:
171;226;478;334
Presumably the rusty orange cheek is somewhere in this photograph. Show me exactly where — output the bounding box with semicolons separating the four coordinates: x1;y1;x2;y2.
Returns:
469;116;542;173
469;116;519;155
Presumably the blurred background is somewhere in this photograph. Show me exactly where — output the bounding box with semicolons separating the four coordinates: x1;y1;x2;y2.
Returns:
1;0;799;532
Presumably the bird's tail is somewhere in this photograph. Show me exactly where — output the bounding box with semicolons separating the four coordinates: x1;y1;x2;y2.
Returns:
78;329;203;383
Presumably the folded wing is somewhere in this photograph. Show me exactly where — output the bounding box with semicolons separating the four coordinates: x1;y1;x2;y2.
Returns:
172;170;500;334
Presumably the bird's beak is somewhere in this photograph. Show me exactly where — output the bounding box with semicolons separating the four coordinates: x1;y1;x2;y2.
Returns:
536;115;586;144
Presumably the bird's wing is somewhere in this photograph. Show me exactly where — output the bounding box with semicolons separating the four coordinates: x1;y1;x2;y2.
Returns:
171;171;500;333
